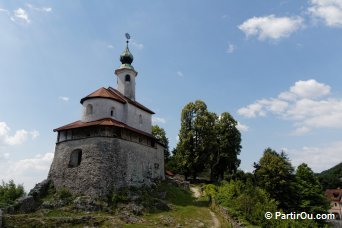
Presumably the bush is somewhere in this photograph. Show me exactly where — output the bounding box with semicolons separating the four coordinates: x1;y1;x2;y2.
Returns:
56;187;73;200
0;180;25;207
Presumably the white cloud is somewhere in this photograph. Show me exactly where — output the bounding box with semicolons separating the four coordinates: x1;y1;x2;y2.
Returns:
131;40;144;50
238;79;342;134
308;0;342;27
291;126;311;136
0;8;10;14
12;8;30;23
26;4;52;12
177;71;184;77
238;15;303;40
0;152;54;191
237;122;249;132
288;79;330;99
107;44;114;49
152;117;166;124
30;130;40;139
227;43;235;54
287;141;342;172
0;122;39;145
59;96;69;102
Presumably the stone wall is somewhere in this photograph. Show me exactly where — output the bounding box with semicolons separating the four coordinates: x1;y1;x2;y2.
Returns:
48;136;164;199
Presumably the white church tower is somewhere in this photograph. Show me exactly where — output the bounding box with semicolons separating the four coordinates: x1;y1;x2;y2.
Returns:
115;34;137;100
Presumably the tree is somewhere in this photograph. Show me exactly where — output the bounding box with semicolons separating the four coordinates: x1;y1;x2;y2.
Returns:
254;148;296;211
175;100;216;180
0;180;25;206
295;163;330;215
210;112;241;181
152;125;170;161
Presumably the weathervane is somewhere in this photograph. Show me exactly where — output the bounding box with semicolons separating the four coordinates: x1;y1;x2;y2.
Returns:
125;33;130;46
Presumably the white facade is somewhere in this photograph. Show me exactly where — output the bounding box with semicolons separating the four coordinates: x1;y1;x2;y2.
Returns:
81;98;125;123
115;68;137;101
125;103;152;133
81;97;152;134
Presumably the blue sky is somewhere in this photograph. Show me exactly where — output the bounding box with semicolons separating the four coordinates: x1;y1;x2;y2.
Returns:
1;0;342;190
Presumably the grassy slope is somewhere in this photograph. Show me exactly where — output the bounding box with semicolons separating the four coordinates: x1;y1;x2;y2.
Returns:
3;182;230;227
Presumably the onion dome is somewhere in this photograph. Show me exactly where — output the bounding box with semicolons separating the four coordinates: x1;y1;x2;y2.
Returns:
120;45;133;65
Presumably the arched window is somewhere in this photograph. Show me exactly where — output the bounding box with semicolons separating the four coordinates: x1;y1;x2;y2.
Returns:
69;149;82;168
86;104;93;115
125;74;131;82
110;107;116;117
139;114;143;125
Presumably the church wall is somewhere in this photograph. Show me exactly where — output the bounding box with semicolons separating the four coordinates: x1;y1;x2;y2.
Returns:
81;98;125;123
126;103;152;134
120;139;164;187
48;136;164;199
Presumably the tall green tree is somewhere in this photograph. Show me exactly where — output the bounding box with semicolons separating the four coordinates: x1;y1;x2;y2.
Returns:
210;112;241;181
152;125;170;161
295;163;330;215
254;148;296;211
175;100;216;180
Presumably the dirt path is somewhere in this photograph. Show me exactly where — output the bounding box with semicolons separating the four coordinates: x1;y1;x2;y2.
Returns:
190;186;221;228
209;211;220;228
190;186;201;198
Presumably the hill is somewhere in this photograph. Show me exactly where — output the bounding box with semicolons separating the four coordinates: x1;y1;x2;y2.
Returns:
317;162;342;189
2;180;228;227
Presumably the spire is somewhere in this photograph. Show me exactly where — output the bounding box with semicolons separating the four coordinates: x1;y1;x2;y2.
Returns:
119;33;134;68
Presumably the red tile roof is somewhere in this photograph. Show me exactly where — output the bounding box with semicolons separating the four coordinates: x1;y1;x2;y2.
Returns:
325;189;342;201
54;118;155;138
80;87;126;104
80;87;155;114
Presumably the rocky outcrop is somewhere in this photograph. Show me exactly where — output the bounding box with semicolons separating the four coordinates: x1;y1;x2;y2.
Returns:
13;196;38;213
28;179;50;199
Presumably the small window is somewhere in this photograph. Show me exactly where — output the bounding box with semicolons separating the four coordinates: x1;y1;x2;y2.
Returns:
125;74;130;82
69;149;82;168
110;107;116;117
86;104;93;115
139;114;143;125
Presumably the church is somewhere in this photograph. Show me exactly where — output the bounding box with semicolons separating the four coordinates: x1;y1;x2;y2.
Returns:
48;35;165;198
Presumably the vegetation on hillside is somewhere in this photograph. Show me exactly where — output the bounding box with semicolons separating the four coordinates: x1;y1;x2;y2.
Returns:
203;148;330;227
2;181;229;227
317;162;342;189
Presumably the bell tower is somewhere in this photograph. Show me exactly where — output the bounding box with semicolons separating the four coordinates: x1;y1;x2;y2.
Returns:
114;33;138;100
